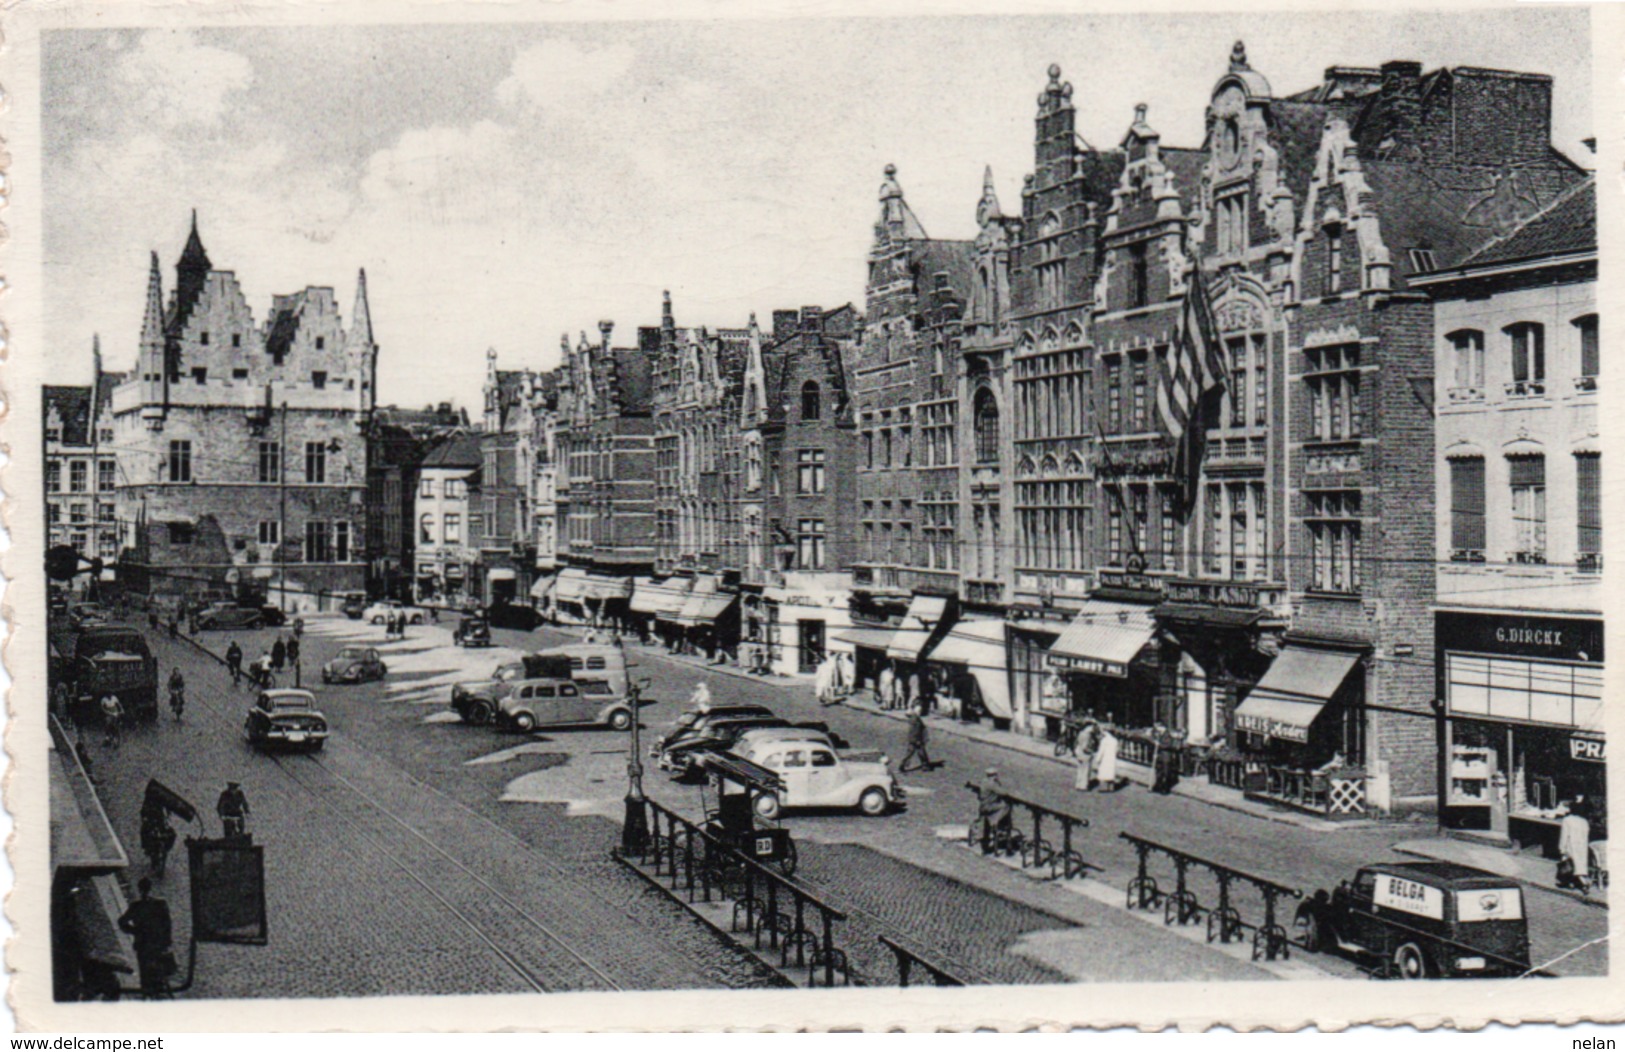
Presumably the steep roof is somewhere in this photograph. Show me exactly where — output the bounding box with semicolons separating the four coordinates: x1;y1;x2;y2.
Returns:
612;347;654;411
1160;147;1207;215
1268;100;1330;205
1459;177;1595;268
265;292;307;360
44;386;93;446
421;433;483;470
910;238;975;303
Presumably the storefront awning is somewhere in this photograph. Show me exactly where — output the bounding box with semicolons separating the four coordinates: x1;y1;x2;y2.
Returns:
633;577;693;616
887;628;935;662
1233;646;1361;743
554;567;590;604
926;619;1012;720
832;627;900;651
487;568;517;582
583;575;632;601
529;575;556;600
1048;602;1157;678
1154;603;1264;629
673;592;738;626
906;594;949;628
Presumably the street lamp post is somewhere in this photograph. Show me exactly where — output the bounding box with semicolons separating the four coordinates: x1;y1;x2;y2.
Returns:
620;634;649;857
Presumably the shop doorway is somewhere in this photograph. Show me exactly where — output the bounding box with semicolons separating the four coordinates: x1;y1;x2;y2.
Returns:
798;619;826;674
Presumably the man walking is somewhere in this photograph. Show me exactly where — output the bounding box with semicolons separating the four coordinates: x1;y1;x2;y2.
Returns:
225;640;244;686
118;878;175;999
99;692;125;749
899;705;936;773
286;634;302;686
270;635;287;673
217;782;251;838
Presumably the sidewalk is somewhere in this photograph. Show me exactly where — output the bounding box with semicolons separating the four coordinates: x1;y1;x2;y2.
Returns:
1394;836;1609;908
841;693;1379;834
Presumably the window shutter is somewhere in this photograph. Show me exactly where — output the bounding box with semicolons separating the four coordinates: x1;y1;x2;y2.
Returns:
1577;453;1601;554
1450;458;1486;551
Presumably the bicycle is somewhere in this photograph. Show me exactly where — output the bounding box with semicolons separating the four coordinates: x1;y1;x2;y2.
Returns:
1053;720;1081;758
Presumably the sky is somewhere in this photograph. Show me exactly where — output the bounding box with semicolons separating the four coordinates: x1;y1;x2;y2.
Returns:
42;7;1594;412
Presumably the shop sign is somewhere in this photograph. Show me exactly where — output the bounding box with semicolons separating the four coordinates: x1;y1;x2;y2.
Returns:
1570;735;1606;763
1097;569;1165;596
1164;578;1272;609
1438;611;1603;664
1234;712;1310;743
1374;874;1445;921
1049;654;1127;678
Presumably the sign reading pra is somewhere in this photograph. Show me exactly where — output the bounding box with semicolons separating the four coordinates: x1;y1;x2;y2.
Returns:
1374;874;1446;921
1570;736;1606;763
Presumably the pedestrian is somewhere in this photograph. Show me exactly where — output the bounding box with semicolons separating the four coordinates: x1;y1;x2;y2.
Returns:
253;651;275;689
1095;721;1121;792
287;634;301;671
225;640;244;686
689;681;713;713
167;613;179;639
900;706;934;772
1149;722;1175;794
877;664;896;710
51;678;72;724
905;670;920;711
270;636;287;672
838;652;856;699
975;768;1013;854
217;782;251;838
118;878;176;999
1073;718;1100;793
814;656;835;706
98;692;124;749
139;795;176;876
167;667;186;722
1558;797;1593;892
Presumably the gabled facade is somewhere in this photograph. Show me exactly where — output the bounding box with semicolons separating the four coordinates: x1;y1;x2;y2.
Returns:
44;339;122;591
111;215;375;604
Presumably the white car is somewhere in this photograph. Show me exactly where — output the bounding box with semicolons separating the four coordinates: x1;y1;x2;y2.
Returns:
362;600;426;626
730;734;903;819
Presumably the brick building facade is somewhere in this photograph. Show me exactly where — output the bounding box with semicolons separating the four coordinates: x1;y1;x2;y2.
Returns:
44;339;123;592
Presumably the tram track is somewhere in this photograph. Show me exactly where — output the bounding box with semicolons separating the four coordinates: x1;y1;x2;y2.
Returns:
167;629;627;994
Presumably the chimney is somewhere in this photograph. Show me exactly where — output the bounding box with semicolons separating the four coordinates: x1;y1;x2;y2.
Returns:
598;320;613;353
800;306;823;333
1379;60;1423;137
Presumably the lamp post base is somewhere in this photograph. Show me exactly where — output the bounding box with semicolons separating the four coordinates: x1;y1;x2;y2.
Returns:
621;794;650;857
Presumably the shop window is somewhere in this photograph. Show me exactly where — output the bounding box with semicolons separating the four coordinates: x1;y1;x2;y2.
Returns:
1448;457;1486;561
1508;455;1546;563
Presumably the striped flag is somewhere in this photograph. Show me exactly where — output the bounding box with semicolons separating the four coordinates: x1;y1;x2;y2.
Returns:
1157;265;1226;509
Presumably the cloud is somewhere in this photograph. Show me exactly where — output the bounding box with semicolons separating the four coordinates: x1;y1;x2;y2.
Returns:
356;119;526;226
495;39;635;111
114;30;253;129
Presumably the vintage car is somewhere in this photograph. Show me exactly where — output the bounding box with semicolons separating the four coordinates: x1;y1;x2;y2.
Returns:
453;616;493;647
194;602;269;631
729;735;903;819
362;600;426;626
495;676;635;733
71;627;159;718
655;713;799;777
1296;861;1531;978
67;602;111;632
536;644;631;696
487;603;546;631
245;688;329;751
450;653;576;724
321;645;388;685
660;703;778;743
339;593;369;620
257;605;289;627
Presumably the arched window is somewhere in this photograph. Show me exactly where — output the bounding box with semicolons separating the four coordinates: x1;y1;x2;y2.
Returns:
801;381;821;421
974;388;1000;464
420;514;435;544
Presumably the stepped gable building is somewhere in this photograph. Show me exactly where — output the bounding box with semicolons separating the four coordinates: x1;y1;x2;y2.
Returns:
44;338;124;587
551;321;655;625
111;214;376;604
1412;175;1600;848
1002;65;1124;731
526;369;563;589
476;350;539;606
845;164;976;702
739;304;862;676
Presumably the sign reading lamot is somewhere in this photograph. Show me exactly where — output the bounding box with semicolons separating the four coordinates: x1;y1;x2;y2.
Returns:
1049;654;1127;677
1234;711;1310;743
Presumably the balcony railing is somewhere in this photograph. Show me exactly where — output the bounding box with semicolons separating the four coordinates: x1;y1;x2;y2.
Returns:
1446;386;1484;404
1575;375;1598;393
1577;552;1603;575
1449;548;1486;564
1511;550;1548;565
1505;380;1546;398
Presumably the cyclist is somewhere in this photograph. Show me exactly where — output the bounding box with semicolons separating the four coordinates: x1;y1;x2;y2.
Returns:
139;796;176;876
167;668;186;722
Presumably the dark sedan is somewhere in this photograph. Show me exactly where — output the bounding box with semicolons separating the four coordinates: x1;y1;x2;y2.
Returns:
487;604;546;631
321;645;388;685
194;603;268;630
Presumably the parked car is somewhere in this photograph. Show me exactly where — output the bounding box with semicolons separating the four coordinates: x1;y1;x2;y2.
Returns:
245;688;329;751
729;735;903;819
1295;861;1531;978
453;616;492;647
536;644;631;696
339;593;369;620
661;703;777;743
733;723;852;754
449;653;576;724
487;603;545;631
656;713;799;777
258;605;289;627
194;602;268;630
496;676;635;733
363;600;425;626
67;603;111;632
321;645;388;685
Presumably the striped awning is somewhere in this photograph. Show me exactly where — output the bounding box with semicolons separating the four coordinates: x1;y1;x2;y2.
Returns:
887;629;935;662
1047;601;1157;678
1234;646;1360;743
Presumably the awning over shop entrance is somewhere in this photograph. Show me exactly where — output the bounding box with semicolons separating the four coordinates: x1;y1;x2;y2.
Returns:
832;627;900;651
674;592;738;627
1047;601;1157;677
1233;645;1361;743
487;568;517;582
905;594;949;628
887;629;935;662
582;575;632;601
926;618;1012;719
529;574;555;600
554;567;590;604
634;577;693;617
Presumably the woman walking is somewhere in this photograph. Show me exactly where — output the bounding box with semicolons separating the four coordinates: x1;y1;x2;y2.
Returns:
1072;718;1100;793
1095;720;1121;793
